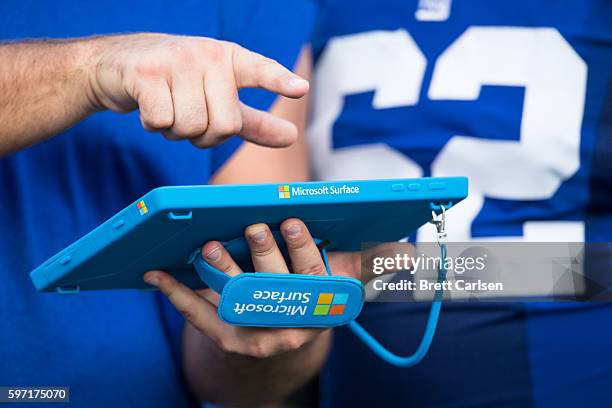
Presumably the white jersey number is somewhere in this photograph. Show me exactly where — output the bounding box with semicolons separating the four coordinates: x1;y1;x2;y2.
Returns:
309;27;588;242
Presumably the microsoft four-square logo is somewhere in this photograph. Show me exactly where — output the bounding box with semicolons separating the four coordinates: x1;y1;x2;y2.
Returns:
136;200;148;215
278;185;290;199
313;293;348;316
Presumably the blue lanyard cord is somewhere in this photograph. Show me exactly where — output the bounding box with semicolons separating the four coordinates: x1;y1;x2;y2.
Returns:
321;243;448;368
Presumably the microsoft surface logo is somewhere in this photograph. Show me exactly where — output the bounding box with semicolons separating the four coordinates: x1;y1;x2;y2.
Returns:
136;200;148;215
278;185;290;199
313;293;348;316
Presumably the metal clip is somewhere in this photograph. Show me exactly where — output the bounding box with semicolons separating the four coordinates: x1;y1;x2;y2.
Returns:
429;205;447;245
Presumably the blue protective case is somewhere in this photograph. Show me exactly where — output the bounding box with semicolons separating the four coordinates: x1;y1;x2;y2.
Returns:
30;177;467;293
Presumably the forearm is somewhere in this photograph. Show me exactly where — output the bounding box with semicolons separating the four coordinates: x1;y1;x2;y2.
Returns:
183;323;331;407
0;39;100;156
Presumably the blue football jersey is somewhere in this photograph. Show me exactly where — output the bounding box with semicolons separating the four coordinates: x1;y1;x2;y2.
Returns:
310;0;612;407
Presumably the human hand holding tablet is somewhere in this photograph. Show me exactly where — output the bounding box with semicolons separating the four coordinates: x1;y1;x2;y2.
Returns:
143;218;367;358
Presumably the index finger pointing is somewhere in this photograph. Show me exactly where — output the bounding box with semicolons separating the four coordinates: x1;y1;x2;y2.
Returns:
232;45;309;98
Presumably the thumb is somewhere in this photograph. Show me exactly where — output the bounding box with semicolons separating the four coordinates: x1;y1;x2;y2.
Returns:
238;102;298;147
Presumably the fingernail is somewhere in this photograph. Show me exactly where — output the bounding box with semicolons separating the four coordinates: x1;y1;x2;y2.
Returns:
286;224;302;238
249;229;267;243
144;274;160;286
204;246;222;262
288;77;308;89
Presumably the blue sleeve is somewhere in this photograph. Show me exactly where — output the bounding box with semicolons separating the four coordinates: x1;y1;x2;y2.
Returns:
209;0;317;175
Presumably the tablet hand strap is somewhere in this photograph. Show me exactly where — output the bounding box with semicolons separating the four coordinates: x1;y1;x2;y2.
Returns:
192;234;365;328
192;232;320;293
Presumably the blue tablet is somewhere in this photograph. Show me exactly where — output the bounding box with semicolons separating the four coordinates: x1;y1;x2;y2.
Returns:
30;177;467;294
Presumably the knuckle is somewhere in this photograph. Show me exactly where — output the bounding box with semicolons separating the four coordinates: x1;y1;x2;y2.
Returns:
146;114;173;130
181;308;196;324
221;40;239;53
167;41;196;66
214;118;243;136
134;61;165;78
280;331;303;351
254;57;281;84
175;298;199;320
183;126;207;139
198;39;226;63
298;263;327;276
247;339;272;359
252;244;275;257
205;116;240;139
270;75;284;91
256;57;279;71
217;259;236;275
174;121;208;139
140;115;153;132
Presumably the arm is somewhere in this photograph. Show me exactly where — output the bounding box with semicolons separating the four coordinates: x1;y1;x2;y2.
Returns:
0;40;96;155
182;48;332;407
0;34;309;157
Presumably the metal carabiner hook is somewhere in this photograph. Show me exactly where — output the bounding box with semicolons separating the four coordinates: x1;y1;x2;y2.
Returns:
429;205;447;245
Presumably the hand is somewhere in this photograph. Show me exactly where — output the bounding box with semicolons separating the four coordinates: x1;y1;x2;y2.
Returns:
144;218;412;358
87;33;309;148
144;219;337;358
